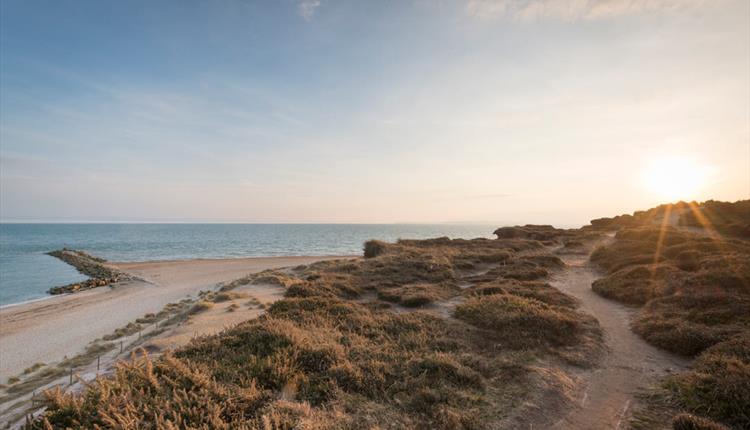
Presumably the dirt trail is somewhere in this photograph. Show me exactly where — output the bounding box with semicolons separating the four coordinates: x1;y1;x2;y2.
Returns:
548;244;689;430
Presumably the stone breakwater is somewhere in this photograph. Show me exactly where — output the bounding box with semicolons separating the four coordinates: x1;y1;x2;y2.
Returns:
46;249;128;295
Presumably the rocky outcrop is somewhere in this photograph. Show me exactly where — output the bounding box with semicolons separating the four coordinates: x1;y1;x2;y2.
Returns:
46;249;128;295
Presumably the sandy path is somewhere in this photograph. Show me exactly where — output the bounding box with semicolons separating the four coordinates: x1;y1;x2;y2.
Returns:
144;282;286;352
548;248;689;430
0;255;353;378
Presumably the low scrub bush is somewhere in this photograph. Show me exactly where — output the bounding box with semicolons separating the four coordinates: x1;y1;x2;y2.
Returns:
189;301;214;315
377;283;456;307
672;413;729;430
454;295;583;347
667;335;750;429
363;240;388;258
632;290;750;356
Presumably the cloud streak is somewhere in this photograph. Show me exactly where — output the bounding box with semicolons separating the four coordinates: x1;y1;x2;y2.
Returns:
466;0;705;21
298;0;322;21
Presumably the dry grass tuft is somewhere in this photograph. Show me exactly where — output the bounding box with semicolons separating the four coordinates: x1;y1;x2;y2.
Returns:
454;295;584;348
671;413;730;430
189;301;214;315
377;283;457;307
363;240;388;258
666;334;750;429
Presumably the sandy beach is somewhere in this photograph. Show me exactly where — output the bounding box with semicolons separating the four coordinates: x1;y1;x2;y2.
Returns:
0;255;354;378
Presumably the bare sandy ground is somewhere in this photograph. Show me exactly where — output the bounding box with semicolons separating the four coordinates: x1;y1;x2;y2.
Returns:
143;282;285;353
0;255;353;378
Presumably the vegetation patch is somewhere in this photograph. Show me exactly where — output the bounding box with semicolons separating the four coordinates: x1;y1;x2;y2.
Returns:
28;232;601;429
102;322;143;341
188;300;214;315
377;283;457;307
454;295;585;347
590;224;750;356
211;291;246;302
465;280;579;308
666;334;750;429
588;200;750;429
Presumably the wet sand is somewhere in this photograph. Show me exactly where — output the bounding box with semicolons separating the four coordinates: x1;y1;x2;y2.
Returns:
0;255;355;378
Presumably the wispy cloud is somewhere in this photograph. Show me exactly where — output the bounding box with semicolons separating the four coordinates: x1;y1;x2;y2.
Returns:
466;0;705;21
298;0;322;21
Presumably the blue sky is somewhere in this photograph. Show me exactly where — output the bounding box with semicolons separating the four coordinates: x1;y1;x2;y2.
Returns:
1;0;748;225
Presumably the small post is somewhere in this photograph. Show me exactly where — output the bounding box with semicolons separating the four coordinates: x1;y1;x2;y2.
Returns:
120;340;123;353
97;355;100;371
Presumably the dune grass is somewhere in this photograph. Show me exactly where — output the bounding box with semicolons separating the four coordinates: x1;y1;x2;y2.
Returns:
454;294;586;348
590;226;750;357
588;202;750;429
666;334;750;429
27;231;601;429
377;282;457;307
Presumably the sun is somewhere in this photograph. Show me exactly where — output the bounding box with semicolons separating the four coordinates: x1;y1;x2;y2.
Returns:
640;157;712;202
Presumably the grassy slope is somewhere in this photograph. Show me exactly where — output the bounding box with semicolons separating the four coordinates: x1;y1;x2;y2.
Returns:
29;230;602;430
589;200;750;429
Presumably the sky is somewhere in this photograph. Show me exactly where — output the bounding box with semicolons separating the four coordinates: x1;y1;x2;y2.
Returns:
1;0;748;226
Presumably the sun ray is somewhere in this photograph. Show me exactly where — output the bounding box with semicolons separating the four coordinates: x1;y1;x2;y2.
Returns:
652;203;673;274
685;201;724;242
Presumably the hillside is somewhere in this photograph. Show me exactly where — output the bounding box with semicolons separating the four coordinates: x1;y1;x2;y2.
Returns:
23;200;750;430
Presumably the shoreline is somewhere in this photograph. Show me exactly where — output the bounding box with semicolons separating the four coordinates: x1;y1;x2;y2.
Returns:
0;294;61;311
0;253;355;309
107;253;354;265
0;254;357;378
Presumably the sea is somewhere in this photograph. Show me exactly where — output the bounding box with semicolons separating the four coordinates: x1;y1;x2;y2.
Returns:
0;223;496;306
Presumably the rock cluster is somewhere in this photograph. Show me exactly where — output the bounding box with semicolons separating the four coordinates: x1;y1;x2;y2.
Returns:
48;276;124;295
46;248;128;295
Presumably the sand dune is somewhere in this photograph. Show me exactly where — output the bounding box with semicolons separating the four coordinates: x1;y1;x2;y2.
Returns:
0;255;354;378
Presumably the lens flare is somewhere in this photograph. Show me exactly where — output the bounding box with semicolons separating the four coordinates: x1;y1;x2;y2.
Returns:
640;157;712;201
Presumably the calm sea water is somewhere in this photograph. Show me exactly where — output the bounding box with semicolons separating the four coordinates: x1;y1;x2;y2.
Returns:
0;224;495;306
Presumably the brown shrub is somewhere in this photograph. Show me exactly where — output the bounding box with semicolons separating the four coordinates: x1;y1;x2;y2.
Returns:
465;280;578;308
212;291;245;302
591;265;684;305
632;294;750;356
493;225;572;241
672;413;730;430
454;295;583;347
667;335;750;429
363;240;388;258
189;301;214;315
484;264;549;281
377;283;456;307
357;250;455;290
